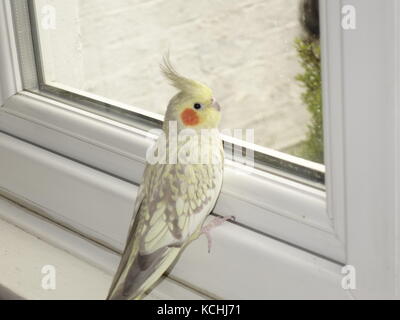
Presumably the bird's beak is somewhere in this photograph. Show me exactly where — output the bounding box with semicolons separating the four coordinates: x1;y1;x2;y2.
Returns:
212;99;221;111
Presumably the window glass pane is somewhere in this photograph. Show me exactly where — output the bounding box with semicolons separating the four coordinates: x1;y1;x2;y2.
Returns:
33;0;323;164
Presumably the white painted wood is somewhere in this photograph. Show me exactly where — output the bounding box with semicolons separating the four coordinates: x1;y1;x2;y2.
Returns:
0;194;121;275
320;0;347;245
396;0;400;298
0;214;112;300
0;0;22;105
172;215;350;300
0;194;349;300
0;202;206;300
0;131;136;251
340;0;399;299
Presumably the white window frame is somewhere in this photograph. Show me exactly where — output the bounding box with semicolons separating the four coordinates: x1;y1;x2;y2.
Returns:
0;0;399;299
1;0;343;260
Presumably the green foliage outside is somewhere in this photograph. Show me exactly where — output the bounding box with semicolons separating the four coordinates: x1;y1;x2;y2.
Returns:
294;37;323;164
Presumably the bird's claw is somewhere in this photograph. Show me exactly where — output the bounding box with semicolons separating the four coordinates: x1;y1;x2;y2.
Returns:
201;216;236;253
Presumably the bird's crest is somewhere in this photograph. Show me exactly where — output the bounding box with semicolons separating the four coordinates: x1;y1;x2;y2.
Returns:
161;55;212;98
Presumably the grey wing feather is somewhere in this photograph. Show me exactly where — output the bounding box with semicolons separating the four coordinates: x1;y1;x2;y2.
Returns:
106;182;146;299
107;150;223;300
106;203;142;298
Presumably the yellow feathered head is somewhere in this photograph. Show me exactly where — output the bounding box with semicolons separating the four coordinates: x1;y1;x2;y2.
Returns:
161;56;221;130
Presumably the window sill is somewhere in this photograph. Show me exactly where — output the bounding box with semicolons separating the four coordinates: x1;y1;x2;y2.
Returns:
0;191;350;299
0;196;208;300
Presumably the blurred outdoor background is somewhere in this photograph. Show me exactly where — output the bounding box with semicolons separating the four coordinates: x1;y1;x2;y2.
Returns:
35;0;323;163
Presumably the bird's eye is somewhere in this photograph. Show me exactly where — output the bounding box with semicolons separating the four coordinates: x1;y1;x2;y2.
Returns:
193;103;202;110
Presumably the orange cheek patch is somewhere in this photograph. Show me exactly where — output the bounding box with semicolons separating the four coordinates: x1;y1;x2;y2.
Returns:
181;108;200;126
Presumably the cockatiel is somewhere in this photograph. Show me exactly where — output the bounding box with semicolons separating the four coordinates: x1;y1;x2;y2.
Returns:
107;57;231;300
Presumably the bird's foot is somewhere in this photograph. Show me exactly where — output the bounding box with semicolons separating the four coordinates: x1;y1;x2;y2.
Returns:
201;216;235;253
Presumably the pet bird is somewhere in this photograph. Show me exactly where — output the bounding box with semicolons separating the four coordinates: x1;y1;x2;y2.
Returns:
107;57;233;300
